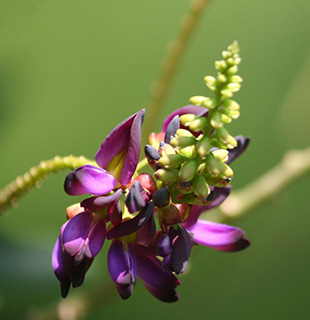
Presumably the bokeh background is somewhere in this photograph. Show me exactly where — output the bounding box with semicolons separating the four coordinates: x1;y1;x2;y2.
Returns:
0;0;309;319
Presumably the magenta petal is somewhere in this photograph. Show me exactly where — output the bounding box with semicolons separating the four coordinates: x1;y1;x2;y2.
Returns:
187;219;250;252
95;109;145;185
62;211;106;260
64;165;117;196
162;105;208;132
183;186;231;228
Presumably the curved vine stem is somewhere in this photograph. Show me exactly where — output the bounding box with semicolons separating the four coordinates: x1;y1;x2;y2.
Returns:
142;0;211;143
0;155;95;214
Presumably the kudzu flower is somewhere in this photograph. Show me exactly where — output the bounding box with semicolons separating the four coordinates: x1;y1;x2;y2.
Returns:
53;42;251;303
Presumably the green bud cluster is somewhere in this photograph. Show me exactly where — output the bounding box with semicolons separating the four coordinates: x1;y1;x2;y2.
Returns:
154;42;243;206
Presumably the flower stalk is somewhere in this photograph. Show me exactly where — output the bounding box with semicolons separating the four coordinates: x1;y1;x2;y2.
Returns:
0;155;95;213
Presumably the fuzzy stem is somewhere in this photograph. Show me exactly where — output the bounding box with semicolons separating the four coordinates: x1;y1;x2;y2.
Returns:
0;155;96;213
201;147;310;222
142;0;211;143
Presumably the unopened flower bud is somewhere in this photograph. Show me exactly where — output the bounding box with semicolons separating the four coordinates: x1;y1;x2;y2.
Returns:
212;149;229;162
217;74;227;83
188;96;207;106
178;180;194;194
193;175;210;204
178;145;196;158
170;130;196;148
179;160;198;182
179;113;197;125
204;97;217;109
196;136;212;157
158;154;185;169
159;142;176;157
221;114;232;124
188;117;208;132
223;99;240;110
159;205;182;231
226;65;238;75
229;75;243;83
154;168;179;182
153;187;171;208
214;60;227;72
210;111;223;129
204;75;217;90
216;127;237;148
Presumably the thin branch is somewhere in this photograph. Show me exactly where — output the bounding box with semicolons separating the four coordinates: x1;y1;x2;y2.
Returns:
0;155;95;214
202;147;310;222
143;0;211;141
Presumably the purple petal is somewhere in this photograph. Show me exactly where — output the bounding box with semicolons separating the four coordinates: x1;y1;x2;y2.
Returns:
157;234;173;256
162;105;208;132
95;109;145;185
62;211;106;261
187;219;250;252
64;165;118;196
125;180;150;214
141;281;179;303
227;135;250;164
52;237;71;298
135;215;156;247
136;255;180;290
108;240;137;300
165;115;180;143
81;189;122;211
61;249;93;287
107;201;154;240
183;186;231;228
168;227;193;274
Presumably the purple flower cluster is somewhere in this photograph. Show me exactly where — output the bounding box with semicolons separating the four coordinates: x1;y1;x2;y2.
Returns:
52;107;250;302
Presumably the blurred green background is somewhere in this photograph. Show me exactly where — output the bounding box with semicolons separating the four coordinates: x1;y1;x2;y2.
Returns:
0;0;309;319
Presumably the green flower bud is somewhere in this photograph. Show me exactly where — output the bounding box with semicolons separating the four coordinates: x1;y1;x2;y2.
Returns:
204;97;217;109
219;163;234;179
205;153;221;176
221;114;232;124
226;83;241;93
220;107;240;120
193;175;210;204
154;168;179;182
216;127;237;148
217;74;227;83
179;113;197;125
176;128;194;137
188;96;207;106
178;180;194;194
222;50;231;59
204;75;217;90
212;149;229;162
214;60;227;72
159;143;176;157
179;159;198;182
196;136;212;157
158;154;185;169
178;145;196;158
226;65;238;75
223;99;240;111
189;117;208;132
170;136;196;148
220;88;233;99
210;111;223;129
229;75;243;83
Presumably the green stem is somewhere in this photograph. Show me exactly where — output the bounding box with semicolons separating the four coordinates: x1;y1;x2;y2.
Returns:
142;0;211;143
201;147;310;223
0;155;95;213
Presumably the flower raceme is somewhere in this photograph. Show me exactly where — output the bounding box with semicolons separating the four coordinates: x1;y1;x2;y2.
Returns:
53;43;251;303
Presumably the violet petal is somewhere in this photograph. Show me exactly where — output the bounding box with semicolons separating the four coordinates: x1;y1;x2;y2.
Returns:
107;201;154;240
187;219;250;252
141;281;179;303
108;240;137;300
81;189;122;211
165;115;180;143
64;165;117;196
125;180;150;213
62;211;106;260
136;255;180;290
95;109;145;185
